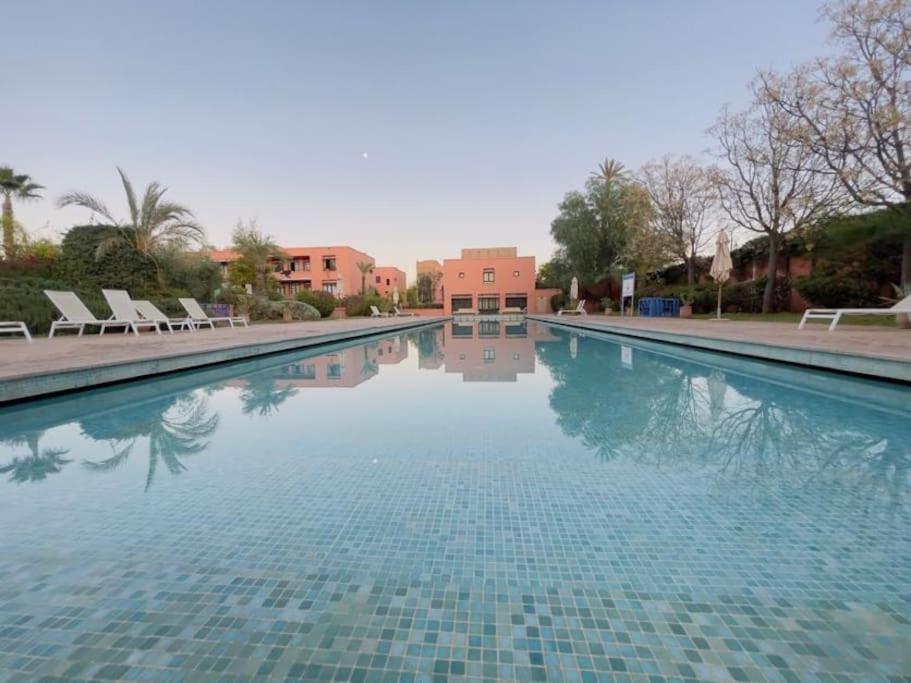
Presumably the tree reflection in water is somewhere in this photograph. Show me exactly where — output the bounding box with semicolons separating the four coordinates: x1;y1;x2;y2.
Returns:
0;429;71;483
240;373;298;416
536;330;910;515
80;392;219;490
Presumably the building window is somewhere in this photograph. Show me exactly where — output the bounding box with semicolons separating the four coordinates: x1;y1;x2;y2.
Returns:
479;320;500;337
323;257;337;271
513;270;520;277
323;282;338;296
451;296;473;311
483;348;496;363
483;269;495;283
376;275;381;284
272;262;283;272
478;296;499;313
302;257;311;271
289;260;298;272
505;295;527;310
458;272;465;279
386;278;390;286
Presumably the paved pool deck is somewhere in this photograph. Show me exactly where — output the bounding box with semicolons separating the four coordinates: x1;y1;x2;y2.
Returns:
0;316;447;404
528;314;911;383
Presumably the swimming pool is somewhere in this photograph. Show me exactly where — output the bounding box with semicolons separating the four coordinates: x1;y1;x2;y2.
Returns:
0;321;908;681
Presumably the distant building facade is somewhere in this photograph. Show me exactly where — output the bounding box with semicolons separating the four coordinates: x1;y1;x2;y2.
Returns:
372;266;407;299
209;246;384;299
440;247;537;315
416;259;444;305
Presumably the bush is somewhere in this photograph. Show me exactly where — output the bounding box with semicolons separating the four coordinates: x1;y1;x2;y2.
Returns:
59;225;158;294
237;296;321;322
295;289;337;317
158;250;222;302
0;276;109;335
343;294;390;317
550;292;567;312
794;272;879;308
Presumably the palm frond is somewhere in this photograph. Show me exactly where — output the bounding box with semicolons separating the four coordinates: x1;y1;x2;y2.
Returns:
117;167;141;228
57;191;118;225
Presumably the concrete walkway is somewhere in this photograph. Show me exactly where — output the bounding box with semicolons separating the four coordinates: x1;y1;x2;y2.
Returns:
529;314;911;383
0;316;447;403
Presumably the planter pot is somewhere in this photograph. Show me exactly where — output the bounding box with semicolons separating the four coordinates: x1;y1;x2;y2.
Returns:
898;313;911;329
680;304;693;319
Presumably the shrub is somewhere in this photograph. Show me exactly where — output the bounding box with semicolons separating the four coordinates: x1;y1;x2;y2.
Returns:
550;292;567;312
237;296;322;322
794;272;879;308
343;293;390;317
296;289;337;317
0;276;109;335
59;225;158;294
158;250;223;302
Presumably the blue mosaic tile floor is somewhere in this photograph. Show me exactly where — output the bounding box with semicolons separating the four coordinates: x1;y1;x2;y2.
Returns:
0;323;909;681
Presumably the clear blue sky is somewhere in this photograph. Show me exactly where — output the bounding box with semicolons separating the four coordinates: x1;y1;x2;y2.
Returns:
6;0;829;279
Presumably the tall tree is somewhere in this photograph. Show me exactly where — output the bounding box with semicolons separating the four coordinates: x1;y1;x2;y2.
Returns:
638;156;715;291
550;158;650;287
58;167;205;271
758;0;911;286
356;260;374;295
230;219;286;297
710;94;844;313
0;167;43;259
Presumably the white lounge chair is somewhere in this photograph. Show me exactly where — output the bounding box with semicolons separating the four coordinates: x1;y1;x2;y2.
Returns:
0;321;31;342
370;305;390;318
179;297;248;329
501;307;524;315
133;300;195;333
102;290;162;336
557;300;587;316
393;306;415;317
799;294;911;331
455;308;477;316
45;290;135;338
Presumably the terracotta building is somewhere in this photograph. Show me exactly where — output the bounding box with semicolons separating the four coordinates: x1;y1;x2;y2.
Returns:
416;259;444;304
440;247;537;315
372;266;407;299
209;245;377;298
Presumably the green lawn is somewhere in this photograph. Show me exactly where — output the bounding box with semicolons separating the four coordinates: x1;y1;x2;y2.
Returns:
690;311;900;327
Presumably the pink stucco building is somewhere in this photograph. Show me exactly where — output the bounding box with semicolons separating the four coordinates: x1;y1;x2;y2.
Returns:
416;259;444;305
440;247;537;315
209;246;377;299
372;266;407;299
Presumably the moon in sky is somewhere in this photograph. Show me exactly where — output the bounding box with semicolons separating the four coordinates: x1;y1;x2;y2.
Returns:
362;152;369;159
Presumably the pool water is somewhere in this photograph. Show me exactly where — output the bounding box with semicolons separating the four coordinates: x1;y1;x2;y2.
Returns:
0;321;909;682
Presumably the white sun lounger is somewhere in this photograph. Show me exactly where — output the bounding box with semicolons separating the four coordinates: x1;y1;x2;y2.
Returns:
393;306;415;317
798;293;911;331
0;321;31;342
133;300;195;333
370;305;390;318
102;289;163;336
557;300;587;316
179;297;248;329
45;290;137;338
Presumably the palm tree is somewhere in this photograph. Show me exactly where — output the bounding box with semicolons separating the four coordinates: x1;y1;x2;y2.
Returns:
231;220;286;296
0;167;44;259
81;393;219;491
590;158;628;186
356;260;374;295
57;167;205;271
0;428;70;483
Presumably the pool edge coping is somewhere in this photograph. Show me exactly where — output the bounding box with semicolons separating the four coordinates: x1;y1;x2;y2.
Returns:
527;314;911;384
0;317;449;404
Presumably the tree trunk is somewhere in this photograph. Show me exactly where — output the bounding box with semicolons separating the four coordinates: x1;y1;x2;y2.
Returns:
686;255;695;292
762;232;779;314
255;267;267;297
2;196;14;259
902;233;911;289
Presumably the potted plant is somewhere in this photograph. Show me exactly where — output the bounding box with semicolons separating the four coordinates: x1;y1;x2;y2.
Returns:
600;296;613;315
679;292;693;319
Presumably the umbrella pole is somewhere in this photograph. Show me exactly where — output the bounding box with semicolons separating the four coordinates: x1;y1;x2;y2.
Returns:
716;283;722;320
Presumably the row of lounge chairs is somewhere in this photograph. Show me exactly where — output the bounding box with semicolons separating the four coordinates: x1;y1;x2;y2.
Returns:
0;290;248;343
370;305;414;318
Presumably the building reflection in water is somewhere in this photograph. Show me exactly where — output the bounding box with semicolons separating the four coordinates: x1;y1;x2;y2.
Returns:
416;321;559;382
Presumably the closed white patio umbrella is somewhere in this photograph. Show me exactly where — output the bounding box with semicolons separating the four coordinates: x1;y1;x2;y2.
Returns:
709;231;733;320
392;287;400;306
570;277;579;302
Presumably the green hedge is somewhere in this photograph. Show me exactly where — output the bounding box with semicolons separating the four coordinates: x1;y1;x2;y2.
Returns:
295;289;338;317
636;276;791;314
793;272;879;308
239;296;320;321
343;294;391;317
